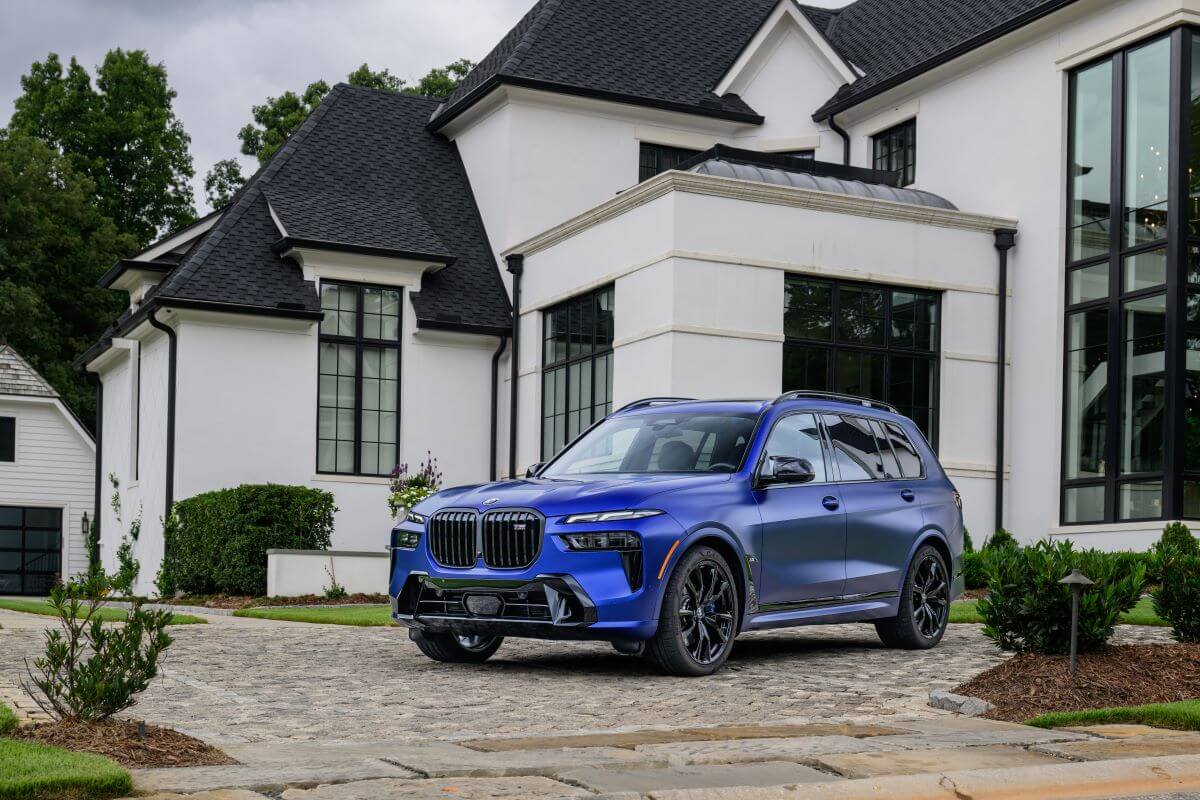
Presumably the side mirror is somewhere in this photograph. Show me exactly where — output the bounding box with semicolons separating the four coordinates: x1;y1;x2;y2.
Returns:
525;463;544;478
759;456;816;486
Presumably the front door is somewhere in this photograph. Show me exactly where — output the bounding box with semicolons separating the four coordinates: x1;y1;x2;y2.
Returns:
754;412;846;607
0;507;62;596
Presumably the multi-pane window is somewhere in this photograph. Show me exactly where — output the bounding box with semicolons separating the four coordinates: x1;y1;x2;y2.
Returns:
639;143;700;182
317;282;401;476
1063;31;1198;523
872;119;916;186
0;418;12;462
783;276;940;443
542;286;614;458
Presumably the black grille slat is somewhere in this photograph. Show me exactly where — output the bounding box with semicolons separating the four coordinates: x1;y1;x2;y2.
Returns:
481;510;541;569
430;510;478;568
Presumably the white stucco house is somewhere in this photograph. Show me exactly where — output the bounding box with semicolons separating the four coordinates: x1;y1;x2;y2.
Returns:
0;346;95;594
81;0;1199;594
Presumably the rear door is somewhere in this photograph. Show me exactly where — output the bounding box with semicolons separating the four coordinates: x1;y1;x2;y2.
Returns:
824;415;925;598
754;412;846;606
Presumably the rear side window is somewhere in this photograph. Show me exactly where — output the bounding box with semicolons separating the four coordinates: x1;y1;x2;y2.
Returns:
869;420;902;479
881;421;924;478
822;415;883;481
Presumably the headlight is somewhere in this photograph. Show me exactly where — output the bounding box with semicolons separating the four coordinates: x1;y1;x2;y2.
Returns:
561;531;641;551
391;529;421;550
562;509;663;524
406;511;426;525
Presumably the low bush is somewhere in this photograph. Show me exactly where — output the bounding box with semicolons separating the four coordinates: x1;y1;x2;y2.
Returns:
158;484;335;597
1156;521;1199;557
978;539;1145;654
962;528;975;554
963;551;987;590
0;702;16;736
22;573;173;722
1153;523;1200;643
982;528;1018;551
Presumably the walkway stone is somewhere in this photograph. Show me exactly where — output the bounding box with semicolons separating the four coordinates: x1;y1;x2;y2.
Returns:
634;735;895;766
384;742;655;778
133;760;417;794
556;762;834;793
814;743;1066;778
279;777;590;799
462;722;904;752
1033;734;1200;762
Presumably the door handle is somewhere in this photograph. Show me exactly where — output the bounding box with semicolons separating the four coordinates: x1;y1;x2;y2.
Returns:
822;495;840;511
900;488;915;503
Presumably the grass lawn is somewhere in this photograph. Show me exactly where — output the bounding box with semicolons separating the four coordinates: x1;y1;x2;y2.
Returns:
0;599;205;626
949;596;1166;626
0;740;131;800
1027;699;1200;731
0;705;15;737
233;604;395;626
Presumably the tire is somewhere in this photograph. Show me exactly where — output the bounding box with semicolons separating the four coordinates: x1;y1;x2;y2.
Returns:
410;629;503;663
644;545;739;677
875;544;950;650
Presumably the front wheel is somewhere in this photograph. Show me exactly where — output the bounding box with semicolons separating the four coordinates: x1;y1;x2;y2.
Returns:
644;545;739;677
875;544;949;649
410;629;503;663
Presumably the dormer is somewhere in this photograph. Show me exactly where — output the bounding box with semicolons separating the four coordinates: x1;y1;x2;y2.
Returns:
97;209;222;310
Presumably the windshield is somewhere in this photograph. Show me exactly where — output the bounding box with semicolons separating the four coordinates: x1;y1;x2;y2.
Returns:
541;411;760;477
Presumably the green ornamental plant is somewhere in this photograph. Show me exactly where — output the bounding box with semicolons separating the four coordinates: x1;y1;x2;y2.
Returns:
983;527;1018;551
22;572;173;721
388;452;443;518
1152;523;1200;643
977;539;1145;654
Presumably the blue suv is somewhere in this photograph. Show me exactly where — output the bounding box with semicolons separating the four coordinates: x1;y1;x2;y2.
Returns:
389;392;964;676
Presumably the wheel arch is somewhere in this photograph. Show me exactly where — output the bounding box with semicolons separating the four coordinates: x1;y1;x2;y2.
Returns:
655;528;752;632
912;530;952;580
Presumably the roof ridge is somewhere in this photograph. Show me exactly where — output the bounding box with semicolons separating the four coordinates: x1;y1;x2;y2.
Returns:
159;84;353;302
499;0;564;75
0;344;58;398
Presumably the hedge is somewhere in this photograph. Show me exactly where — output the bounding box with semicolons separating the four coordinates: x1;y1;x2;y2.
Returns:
157;484;335;596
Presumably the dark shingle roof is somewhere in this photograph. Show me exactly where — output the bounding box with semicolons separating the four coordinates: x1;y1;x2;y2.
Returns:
432;0;778;129
153;85;509;333
801;0;1076;119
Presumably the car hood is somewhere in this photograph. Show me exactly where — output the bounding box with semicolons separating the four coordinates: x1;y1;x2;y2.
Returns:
415;474;732;519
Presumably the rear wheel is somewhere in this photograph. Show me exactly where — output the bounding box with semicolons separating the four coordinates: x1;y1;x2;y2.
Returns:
410;629;503;663
644;545;738;677
875;544;949;649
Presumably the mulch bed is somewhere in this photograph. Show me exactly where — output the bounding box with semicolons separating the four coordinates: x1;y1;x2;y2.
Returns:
954;643;1200;723
173;593;389;609
959;588;988;600
9;719;235;769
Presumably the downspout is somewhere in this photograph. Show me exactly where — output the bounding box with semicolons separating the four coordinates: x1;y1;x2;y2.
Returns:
87;372;102;572
505;254;525;479
147;308;177;516
992;229;1017;534
489;335;509;482
828;114;851;165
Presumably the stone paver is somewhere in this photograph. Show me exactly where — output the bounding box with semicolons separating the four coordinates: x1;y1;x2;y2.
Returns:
133;760;418;794
634;735;897;766
462;722;904;751
384;742;657;778
279;777;591;799
557;761;834;793
814;743;1067;778
1033;734;1200;762
0;610;1048;745
1061;724;1194;740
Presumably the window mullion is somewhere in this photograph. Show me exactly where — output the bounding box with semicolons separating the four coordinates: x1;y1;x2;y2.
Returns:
1105;50;1125;524
353;287;364;475
1164;27;1189;520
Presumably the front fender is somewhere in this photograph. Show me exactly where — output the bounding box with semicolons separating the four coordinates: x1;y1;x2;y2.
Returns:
649;525;756;632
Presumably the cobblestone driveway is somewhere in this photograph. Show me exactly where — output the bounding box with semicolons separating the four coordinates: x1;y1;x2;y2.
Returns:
0;610;1170;747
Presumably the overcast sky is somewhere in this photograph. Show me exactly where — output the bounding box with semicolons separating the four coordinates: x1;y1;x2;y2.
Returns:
1;0;849;214
0;0;532;212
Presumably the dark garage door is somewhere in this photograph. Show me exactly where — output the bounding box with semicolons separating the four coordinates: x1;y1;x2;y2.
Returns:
0;507;62;595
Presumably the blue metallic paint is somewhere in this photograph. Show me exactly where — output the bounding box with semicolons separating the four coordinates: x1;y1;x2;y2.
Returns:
389;398;964;643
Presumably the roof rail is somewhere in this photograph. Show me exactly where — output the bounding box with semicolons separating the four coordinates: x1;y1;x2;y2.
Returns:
772;391;899;414
614;397;697;413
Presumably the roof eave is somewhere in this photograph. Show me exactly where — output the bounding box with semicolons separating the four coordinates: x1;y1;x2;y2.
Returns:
271;236;457;266
98;259;175;289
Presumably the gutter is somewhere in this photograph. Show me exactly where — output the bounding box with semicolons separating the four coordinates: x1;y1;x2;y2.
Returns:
489;336;509;481
146;309;178;516
271;237;456;267
505;254;525;479
86;372;102;573
828;114;851;166
992;229;1017;533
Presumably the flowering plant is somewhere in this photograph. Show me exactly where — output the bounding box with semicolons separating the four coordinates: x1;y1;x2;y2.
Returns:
388;452;443;518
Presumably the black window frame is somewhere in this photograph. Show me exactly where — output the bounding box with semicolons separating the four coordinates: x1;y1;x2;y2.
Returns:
639;142;701;183
316;280;403;477
0;417;13;462
872;118;917;186
541;286;615;459
783;275;942;448
1061;29;1196;524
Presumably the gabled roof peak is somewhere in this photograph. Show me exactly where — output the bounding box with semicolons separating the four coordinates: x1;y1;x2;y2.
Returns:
0;345;57;398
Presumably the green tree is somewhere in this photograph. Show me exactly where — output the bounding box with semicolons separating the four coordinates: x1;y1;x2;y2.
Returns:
238;60;475;163
0;131;134;423
9;50;195;247
203;158;246;209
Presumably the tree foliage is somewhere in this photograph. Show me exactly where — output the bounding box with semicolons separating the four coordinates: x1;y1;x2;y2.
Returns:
203;158;246;209
238;60;475;163
9;50;195;247
0;131;133;422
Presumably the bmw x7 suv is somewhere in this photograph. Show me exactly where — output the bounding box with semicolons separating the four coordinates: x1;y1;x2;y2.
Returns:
389;392;965;676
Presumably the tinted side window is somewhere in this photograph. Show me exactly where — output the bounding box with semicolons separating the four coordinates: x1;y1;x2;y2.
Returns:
870;420;902;479
762;413;828;482
882;421;924;478
822;415;882;481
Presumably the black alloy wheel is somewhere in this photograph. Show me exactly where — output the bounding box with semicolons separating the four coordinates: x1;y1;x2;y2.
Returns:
645;545;739;676
875;543;949;649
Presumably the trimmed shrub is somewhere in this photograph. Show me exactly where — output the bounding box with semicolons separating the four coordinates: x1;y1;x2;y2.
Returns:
963;528;975;554
1155;522;1199;557
962;551;987;590
978;540;1145;654
983;528;1018;551
1153;523;1200;643
158;484;335;596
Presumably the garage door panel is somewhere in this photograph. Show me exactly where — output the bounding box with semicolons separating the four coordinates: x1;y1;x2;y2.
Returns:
0;506;62;595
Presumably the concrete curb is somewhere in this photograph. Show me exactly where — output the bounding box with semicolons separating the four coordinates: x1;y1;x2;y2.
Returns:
645;753;1200;800
105;600;237;617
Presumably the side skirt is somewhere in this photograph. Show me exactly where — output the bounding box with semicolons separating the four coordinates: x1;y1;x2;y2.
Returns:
745;592;899;630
